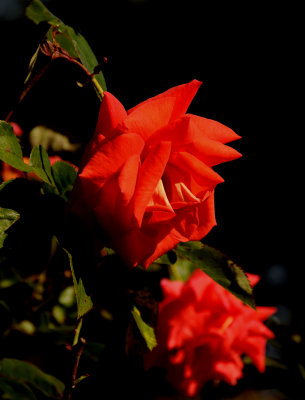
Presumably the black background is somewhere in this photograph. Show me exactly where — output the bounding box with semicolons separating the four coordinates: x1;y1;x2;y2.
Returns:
0;0;303;330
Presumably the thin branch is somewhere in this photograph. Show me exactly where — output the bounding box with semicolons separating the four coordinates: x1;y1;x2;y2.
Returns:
5;62;50;122
63;317;87;400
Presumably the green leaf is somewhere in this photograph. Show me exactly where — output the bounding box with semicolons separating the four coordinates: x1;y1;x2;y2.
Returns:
25;0;59;25
0;358;65;399
0;208;20;248
51;161;77;199
63;249;93;319
29;145;55;185
25;0;107;95
68;29;107;92
0;377;36;400
173;241;255;309
0;121;22;158
131;306;157;351
0;123;57;186
0;121;32;173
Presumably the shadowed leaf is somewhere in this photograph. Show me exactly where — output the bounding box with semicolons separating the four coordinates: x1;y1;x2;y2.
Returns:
131;306;157;351
63;249;93;319
25;0;106;96
25;0;59;25
0;358;64;399
29;145;55;185
158;241;255;309
51;161;77;199
0;377;36;400
0;208;20;248
0;122;58;187
0;121;32;173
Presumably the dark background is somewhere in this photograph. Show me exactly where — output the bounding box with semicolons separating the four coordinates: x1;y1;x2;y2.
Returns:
0;0;303;331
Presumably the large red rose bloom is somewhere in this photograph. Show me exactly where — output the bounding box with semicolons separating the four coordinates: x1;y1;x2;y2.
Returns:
71;80;241;267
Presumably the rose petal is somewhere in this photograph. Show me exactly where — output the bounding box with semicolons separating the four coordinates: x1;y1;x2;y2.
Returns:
140;231;180;268
95;91;127;139
94;177;120;231
144;180;176;223
94;158;141;234
186;269;212;303
190;114;241;144
118;154;141;205
121;97;177;140
148;115;241;167
147;115;194;148
147;179;174;210
246;273;260;287
112;227;163;268
128;79;202;121
214;359;243;385
160;279;184;308
79;93;128;170
256;306;278;322
188;192;217;241
185;116;242;166
171;152;224;191
79;133;144;208
132;141;172;226
241;336;270;372
170;182;201;208
189;139;242;166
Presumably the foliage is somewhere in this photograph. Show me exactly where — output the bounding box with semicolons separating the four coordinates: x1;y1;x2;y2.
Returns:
0;358;65;399
25;0;107;100
155;241;255;309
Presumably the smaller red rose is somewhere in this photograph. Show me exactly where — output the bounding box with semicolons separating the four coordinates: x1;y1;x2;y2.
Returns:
144;269;277;397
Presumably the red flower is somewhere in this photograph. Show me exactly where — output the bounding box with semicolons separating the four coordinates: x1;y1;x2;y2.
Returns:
72;80;241;267
144;270;277;397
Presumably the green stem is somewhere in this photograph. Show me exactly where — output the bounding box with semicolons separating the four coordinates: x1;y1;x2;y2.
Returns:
92;76;104;101
64;317;86;400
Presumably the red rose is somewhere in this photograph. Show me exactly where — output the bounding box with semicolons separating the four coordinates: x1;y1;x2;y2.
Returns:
144;269;277;397
72;80;241;267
